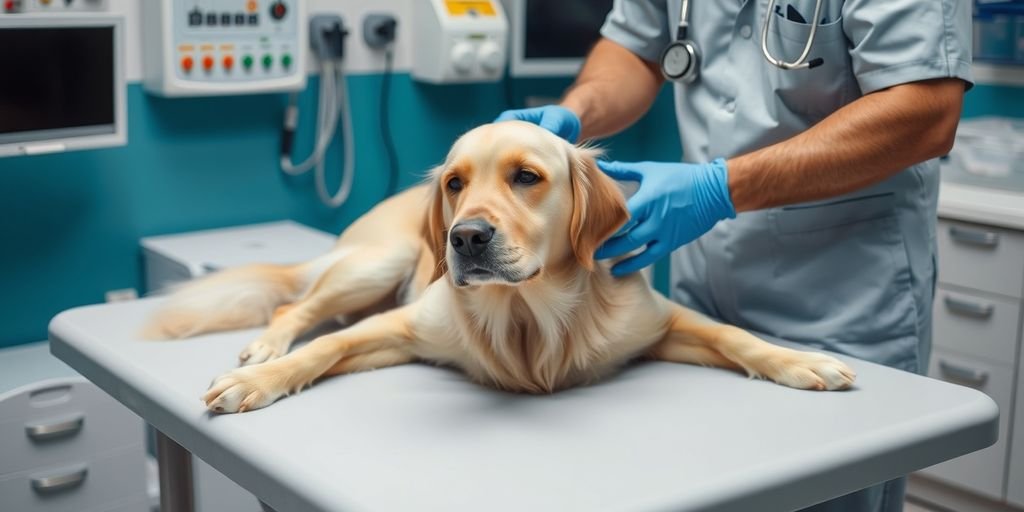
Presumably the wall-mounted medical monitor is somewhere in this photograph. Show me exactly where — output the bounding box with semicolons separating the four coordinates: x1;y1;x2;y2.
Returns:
505;0;614;77
0;15;126;158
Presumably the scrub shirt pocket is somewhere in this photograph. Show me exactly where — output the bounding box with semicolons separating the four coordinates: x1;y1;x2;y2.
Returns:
764;9;859;119
769;193;920;370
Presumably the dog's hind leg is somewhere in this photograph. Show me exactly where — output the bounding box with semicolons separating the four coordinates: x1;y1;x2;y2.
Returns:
238;243;421;366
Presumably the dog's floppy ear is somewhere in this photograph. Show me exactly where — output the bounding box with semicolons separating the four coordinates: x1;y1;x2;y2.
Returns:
569;146;630;271
424;167;449;282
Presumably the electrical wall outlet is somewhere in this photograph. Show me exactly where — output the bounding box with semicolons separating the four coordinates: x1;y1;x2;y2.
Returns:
105;288;138;303
363;13;397;49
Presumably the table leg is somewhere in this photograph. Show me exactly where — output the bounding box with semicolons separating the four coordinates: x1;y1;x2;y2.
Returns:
156;430;195;512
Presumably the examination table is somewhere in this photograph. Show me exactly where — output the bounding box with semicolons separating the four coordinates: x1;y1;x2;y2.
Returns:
49;298;997;512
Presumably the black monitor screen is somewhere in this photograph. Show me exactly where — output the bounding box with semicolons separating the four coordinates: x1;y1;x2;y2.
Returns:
524;0;615;59
0;27;115;135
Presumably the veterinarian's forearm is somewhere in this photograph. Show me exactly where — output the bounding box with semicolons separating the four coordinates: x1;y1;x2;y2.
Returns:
560;38;665;141
726;78;964;212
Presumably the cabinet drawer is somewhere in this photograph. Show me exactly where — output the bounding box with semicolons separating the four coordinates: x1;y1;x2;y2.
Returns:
932;287;1022;363
0;445;148;512
0;378;145;475
937;219;1024;299
919;349;1012;500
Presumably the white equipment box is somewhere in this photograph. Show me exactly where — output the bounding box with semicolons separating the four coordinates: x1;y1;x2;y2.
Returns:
413;0;508;84
141;220;336;293
141;0;306;97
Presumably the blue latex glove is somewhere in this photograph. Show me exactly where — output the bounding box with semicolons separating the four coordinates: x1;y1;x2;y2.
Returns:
595;158;736;276
494;106;581;143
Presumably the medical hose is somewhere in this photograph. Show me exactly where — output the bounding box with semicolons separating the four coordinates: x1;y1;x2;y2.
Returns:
279;56;355;208
380;46;399;197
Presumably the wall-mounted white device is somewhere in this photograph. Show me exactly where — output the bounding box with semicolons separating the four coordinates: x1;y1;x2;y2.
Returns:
0;14;126;158
412;0;508;84
141;0;306;97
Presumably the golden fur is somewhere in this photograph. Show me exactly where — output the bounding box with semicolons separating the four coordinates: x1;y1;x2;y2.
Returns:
142;121;856;413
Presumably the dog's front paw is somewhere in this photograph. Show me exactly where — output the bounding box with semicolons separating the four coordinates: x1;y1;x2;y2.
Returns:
238;336;287;366
202;365;287;413
765;351;856;391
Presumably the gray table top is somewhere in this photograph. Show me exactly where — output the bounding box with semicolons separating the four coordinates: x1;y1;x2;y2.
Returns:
49;298;997;512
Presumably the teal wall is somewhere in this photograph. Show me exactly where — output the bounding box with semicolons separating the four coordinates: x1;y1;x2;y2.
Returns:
0;74;680;348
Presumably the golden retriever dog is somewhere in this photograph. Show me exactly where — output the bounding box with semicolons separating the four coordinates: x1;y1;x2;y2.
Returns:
143;121;855;413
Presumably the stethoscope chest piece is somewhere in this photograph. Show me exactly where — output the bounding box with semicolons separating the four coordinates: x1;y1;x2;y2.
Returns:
660;38;700;83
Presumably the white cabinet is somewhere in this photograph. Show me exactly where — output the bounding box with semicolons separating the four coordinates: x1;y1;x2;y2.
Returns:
1010;352;1024;508
914;218;1024;508
0;343;150;512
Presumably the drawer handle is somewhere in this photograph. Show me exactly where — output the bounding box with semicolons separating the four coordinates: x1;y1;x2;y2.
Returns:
25;414;84;442
31;465;88;494
943;296;994;319
939;361;989;388
949;226;1000;248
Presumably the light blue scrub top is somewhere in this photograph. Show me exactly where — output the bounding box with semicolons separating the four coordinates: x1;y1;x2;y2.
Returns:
601;0;972;373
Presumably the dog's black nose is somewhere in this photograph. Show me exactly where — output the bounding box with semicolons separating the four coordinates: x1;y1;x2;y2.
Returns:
450;219;494;257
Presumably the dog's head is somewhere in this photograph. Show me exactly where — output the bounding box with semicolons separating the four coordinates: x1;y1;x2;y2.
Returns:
427;120;629;287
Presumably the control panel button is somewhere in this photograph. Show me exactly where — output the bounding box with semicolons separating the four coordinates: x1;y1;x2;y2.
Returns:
3;0;22;13
242;55;254;70
222;55;234;70
262;54;273;69
281;53;292;68
477;41;503;73
246;0;257;12
202;55;214;72
181;56;194;72
234;13;246;25
220;12;231;25
205;13;217;25
450;42;475;74
269;1;286;20
248;13;259;25
188;8;202;26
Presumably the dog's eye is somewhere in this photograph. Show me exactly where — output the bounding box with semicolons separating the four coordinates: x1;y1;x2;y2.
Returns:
447;177;463;192
514;169;539;185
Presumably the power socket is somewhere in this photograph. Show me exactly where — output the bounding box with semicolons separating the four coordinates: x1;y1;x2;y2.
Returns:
363;13;397;49
309;14;347;61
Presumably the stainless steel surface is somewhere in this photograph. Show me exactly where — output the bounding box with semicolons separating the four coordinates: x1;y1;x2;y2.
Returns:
949;225;1001;248
939;361;990;388
944;296;996;319
157;430;194;512
31;464;88;493
25;414;84;442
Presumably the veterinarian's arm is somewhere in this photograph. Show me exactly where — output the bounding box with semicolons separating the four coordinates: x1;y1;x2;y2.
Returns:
726;78;964;212
560;38;665;141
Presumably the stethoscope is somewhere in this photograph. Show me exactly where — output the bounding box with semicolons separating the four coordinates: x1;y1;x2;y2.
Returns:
660;0;825;83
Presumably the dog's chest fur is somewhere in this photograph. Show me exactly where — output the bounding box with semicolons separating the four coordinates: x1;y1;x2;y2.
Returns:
413;271;667;393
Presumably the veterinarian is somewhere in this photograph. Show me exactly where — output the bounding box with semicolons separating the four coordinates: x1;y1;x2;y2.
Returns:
497;0;971;510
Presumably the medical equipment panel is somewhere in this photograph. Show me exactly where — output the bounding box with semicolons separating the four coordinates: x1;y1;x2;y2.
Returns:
142;0;306;96
413;0;508;83
0;15;126;158
1;0;107;14
505;0;612;77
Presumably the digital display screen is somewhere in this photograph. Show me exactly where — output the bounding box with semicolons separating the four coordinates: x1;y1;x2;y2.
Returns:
524;0;614;59
0;27;115;136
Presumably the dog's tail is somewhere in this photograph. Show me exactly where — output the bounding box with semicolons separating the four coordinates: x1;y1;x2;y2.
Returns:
140;251;347;340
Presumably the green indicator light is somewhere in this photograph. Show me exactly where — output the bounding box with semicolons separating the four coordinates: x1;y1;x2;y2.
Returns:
242;55;253;69
281;54;292;68
262;54;273;69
